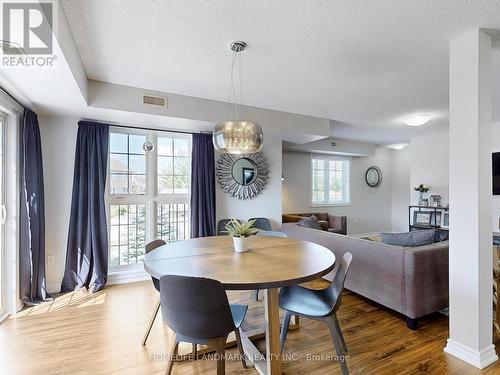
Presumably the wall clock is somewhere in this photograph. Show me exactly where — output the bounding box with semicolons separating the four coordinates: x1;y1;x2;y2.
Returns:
365;166;382;188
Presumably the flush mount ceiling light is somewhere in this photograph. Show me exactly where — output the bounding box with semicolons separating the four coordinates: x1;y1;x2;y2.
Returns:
388;143;409;150
213;41;263;154
402;113;433;127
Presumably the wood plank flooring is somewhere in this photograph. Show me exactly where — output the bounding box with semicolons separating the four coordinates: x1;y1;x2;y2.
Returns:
0;280;499;374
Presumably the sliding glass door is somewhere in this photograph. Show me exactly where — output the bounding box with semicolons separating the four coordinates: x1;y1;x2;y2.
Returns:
0;112;6;320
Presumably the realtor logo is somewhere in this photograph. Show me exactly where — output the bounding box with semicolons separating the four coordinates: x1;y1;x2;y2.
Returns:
2;2;53;55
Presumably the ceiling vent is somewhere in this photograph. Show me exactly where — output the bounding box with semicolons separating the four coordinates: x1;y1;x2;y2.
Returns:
141;94;167;108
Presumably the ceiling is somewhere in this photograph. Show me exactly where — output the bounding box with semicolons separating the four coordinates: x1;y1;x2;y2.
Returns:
56;1;500;143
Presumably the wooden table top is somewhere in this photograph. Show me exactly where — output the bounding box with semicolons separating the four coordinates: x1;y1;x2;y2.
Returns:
144;235;336;290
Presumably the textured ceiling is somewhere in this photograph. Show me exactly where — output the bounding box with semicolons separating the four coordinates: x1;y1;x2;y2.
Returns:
61;0;500;143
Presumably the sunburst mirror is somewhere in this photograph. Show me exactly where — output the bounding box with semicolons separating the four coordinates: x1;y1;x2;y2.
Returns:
216;153;269;199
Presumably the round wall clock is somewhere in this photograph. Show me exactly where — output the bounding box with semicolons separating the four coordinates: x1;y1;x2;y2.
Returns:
365;166;382;188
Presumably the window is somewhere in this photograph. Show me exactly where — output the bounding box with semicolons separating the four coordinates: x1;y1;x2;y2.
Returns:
107;129;191;268
310;154;350;205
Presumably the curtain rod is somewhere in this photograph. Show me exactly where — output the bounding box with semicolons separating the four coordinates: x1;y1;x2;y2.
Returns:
81;119;213;136
0;86;27;109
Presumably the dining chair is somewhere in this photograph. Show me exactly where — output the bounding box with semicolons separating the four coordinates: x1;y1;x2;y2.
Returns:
279;252;353;375
256;231;288;238
253;231;288;301
160;275;248;375
248;217;272;231
217;218;241;235
142;239;166;345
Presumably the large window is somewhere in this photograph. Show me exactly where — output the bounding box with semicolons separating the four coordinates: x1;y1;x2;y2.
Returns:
310;154;350;206
107;129;191;268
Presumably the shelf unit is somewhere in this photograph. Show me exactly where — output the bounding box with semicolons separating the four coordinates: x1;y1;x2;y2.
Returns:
408;205;449;232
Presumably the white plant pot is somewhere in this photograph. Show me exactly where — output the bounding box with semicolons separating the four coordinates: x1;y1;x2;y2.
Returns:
233;236;251;253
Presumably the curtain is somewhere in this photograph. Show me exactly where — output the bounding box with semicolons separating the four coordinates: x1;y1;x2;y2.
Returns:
19;108;51;305
61;121;109;293
190;133;216;238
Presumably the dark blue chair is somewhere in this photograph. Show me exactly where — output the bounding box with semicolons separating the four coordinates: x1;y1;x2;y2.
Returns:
160;275;248;375
279;252;353;375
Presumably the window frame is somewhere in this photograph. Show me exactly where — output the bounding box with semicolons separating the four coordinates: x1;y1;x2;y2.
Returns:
309;153;351;207
106;127;192;272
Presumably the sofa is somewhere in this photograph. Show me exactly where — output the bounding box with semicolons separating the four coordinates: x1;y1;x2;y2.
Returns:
282;212;347;235
281;223;449;329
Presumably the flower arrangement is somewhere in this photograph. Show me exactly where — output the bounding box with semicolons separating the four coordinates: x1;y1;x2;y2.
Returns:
414;184;429;193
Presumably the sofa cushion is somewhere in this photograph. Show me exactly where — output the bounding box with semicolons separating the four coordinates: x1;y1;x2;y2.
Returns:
297;215;323;231
318;220;329;231
380;230;435;247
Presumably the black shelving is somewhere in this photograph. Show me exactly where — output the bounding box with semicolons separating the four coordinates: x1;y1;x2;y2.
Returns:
409;205;449;232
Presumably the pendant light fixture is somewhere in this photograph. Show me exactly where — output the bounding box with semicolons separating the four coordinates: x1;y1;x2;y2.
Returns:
213;41;263;154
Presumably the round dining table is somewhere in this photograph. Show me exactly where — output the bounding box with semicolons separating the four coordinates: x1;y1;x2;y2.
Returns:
144;235;336;375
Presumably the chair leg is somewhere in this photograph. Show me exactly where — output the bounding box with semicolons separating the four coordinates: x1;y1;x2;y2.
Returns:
215;337;227;375
165;333;179;375
333;314;348;353
234;329;248;369
191;343;198;360
254;289;259;301
326;316;349;375
280;310;293;353
142;296;161;345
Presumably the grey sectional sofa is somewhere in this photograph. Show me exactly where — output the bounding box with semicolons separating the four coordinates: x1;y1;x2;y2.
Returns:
281;223;449;329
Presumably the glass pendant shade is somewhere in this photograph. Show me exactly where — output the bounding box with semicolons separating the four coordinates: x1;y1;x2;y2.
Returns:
213;120;263;154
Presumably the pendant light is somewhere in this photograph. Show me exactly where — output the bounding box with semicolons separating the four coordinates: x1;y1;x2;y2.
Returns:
213;41;263;154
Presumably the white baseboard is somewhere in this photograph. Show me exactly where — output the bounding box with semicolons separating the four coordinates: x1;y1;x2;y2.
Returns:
444;339;498;369
108;267;150;285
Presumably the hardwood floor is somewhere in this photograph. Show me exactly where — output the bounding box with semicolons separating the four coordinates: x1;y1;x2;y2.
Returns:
1;280;499;374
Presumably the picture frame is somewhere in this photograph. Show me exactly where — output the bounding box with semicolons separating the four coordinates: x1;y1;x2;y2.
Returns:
413;211;431;226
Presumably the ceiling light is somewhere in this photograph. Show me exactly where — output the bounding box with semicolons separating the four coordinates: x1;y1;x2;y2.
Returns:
388;143;409;150
403;113;432;127
213;41;263;154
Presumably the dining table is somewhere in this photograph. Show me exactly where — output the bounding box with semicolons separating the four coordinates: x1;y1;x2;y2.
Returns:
144;235;336;375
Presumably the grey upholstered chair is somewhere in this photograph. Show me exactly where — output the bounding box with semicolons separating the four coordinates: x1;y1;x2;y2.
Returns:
256;231;288;238
142;239;166;345
253;231;288;301
249;217;272;231
279;252;353;375
160;275;248;375
217;218;241;235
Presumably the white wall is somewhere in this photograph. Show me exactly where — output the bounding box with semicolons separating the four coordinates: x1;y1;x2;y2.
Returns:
409;131;449;204
391;147;411;232
282;148;395;234
216;137;283;230
39;115;79;293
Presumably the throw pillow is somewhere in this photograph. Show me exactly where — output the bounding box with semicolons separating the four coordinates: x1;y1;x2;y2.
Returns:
380;230;435;247
315;212;329;221
298;215;323;231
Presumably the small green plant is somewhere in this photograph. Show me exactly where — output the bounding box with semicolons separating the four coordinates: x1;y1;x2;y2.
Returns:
414;184;429;193
225;219;262;238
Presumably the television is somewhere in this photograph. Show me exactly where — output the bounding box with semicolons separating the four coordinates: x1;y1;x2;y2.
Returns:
493;152;500;195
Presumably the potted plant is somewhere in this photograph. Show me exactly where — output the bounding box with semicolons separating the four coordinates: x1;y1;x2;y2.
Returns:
225;219;262;253
414;184;430;206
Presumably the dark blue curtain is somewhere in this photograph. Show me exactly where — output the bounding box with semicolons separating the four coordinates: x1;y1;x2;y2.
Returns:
19;108;51;305
61;121;109;293
190;133;216;237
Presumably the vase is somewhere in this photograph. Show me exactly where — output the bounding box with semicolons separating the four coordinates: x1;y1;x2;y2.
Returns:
418;192;425;206
233;236;251;253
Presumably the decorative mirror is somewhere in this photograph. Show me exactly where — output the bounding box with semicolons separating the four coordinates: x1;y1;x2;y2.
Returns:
365;166;382;188
216;153;269;199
